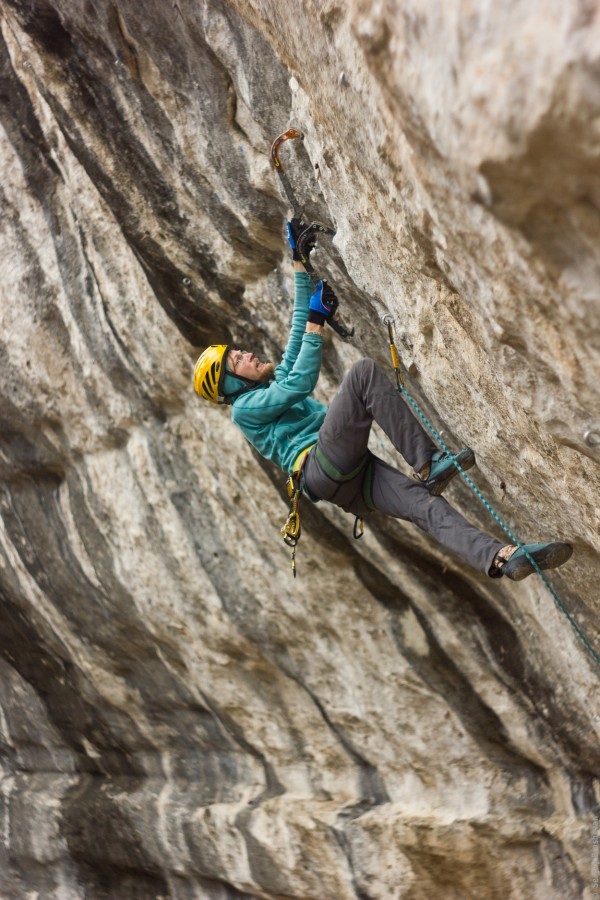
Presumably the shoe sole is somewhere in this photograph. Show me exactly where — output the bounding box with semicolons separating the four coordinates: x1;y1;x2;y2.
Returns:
503;543;573;581
427;449;476;496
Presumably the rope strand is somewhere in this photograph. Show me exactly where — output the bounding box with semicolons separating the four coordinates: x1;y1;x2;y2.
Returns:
398;382;600;671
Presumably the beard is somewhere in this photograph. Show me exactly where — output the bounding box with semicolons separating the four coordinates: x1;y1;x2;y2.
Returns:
257;362;276;384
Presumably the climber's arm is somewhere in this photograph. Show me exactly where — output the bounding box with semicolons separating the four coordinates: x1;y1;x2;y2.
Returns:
305;321;323;334
294;262;322;332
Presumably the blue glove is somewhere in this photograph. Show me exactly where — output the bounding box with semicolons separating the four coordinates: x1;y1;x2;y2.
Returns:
308;280;338;325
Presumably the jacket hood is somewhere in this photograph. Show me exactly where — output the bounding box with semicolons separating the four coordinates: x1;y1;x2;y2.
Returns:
221;370;264;404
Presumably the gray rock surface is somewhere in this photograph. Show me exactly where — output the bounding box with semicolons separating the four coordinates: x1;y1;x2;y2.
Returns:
0;0;598;897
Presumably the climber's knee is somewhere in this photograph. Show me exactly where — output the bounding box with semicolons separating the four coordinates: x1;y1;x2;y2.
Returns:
409;490;445;533
354;357;376;374
348;357;376;385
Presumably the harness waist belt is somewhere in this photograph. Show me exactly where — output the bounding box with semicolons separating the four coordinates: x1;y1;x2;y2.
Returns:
292;443;316;473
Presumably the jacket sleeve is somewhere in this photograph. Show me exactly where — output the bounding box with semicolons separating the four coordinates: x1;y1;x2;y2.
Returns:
274;271;313;382
232;332;323;426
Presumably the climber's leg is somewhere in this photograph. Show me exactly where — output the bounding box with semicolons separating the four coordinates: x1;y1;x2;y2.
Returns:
369;456;503;575
316;358;436;475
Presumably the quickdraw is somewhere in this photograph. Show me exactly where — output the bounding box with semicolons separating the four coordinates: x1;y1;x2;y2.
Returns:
270;129;354;339
280;450;312;577
281;475;302;578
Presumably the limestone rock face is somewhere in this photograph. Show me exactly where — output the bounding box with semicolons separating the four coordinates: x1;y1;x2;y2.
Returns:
0;1;599;897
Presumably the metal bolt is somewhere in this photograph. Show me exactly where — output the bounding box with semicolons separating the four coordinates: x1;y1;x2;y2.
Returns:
338;72;349;87
584;429;600;448
182;277;191;286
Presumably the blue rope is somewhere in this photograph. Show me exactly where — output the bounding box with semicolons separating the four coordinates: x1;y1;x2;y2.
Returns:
398;383;600;671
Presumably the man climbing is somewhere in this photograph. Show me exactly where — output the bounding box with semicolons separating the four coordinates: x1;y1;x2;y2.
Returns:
193;222;573;581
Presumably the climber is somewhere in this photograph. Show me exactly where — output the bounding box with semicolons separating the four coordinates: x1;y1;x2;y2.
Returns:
193;220;573;581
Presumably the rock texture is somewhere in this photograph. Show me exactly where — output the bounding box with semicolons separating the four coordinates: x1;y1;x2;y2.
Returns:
0;1;599;897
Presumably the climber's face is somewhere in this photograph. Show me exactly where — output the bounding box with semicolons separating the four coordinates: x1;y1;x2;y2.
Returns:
227;349;274;383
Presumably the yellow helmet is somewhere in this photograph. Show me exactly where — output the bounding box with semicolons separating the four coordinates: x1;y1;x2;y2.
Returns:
193;344;229;403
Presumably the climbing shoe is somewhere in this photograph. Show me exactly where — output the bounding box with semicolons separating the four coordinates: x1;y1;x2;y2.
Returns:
419;448;475;496
497;542;573;581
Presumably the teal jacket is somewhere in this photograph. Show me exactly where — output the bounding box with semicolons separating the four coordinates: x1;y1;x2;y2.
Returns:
231;272;327;473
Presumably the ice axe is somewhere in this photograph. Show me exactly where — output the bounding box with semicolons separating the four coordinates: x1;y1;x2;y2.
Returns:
270;129;354;338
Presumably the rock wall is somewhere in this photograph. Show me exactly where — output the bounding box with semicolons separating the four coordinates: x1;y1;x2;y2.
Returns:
0;1;598;898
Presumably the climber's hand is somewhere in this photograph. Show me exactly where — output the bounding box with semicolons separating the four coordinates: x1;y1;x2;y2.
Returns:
308;280;338;325
287;218;316;262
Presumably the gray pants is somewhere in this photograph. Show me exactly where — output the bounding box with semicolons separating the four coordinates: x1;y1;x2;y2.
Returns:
304;359;503;576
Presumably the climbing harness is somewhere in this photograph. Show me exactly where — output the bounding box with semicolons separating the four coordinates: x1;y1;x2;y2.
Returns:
280;442;372;574
314;443;376;542
270;129;354;338
382;316;600;671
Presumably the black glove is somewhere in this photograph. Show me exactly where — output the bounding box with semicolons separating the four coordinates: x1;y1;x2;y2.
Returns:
286;218;316;262
307;280;338;325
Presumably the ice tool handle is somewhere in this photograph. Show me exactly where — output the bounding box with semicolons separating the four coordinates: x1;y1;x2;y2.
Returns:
270;129;354;339
270;128;306;220
270;129;337;267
